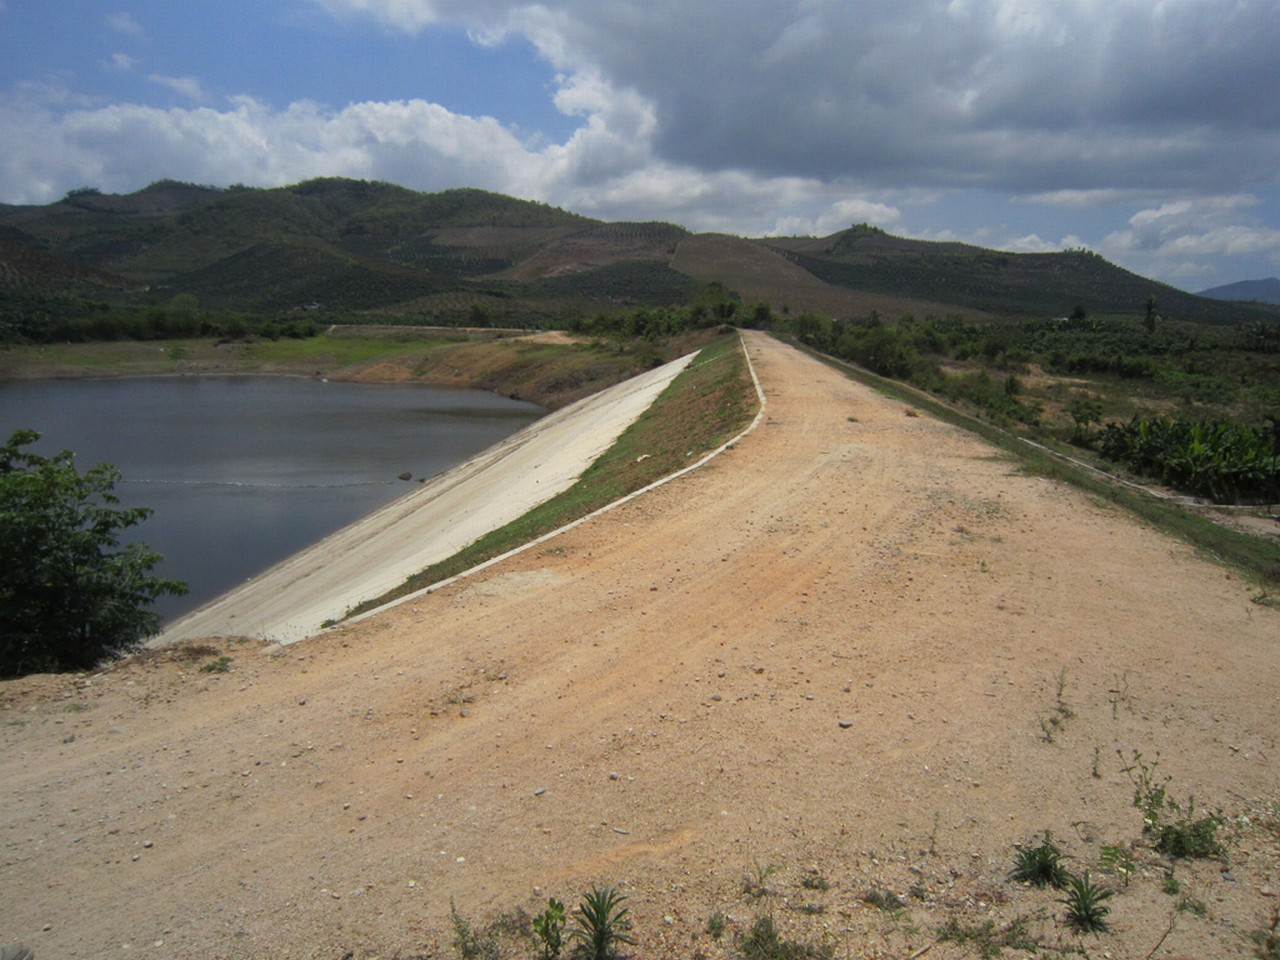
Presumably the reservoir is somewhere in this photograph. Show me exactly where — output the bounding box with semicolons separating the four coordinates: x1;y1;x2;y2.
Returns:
0;377;543;623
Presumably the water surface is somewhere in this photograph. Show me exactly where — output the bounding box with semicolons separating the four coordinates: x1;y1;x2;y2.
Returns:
0;377;543;623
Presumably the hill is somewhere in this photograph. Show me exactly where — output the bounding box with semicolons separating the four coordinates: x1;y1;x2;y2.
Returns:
2;179;1274;325
1198;276;1280;305
762;225;1264;324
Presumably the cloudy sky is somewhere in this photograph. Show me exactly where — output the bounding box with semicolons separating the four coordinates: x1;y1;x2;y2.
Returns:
2;0;1279;290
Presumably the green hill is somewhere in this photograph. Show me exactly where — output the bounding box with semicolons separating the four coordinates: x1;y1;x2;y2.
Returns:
761;225;1261;324
2;179;1274;327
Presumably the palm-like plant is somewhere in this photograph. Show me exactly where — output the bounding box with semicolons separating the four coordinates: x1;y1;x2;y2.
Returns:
1061;871;1112;934
570;886;635;960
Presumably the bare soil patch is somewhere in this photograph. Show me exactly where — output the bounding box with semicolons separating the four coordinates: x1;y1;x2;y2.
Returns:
2;332;1277;960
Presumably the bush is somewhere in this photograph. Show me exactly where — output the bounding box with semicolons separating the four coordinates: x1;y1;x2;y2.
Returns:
0;429;186;677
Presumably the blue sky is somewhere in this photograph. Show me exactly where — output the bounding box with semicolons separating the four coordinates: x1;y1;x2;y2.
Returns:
2;0;1279;291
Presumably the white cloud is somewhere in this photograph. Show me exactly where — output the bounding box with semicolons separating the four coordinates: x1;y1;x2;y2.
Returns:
105;53;139;73
1002;232;1087;254
1021;189;1147;209
106;12;144;38
147;75;206;101
306;0;1280;197
1101;195;1280;282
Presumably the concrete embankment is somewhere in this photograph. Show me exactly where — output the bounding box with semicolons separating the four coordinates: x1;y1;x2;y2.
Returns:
157;352;695;645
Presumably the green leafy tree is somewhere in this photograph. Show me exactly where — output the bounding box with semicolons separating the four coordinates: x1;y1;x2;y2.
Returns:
1067;396;1104;444
1;429;187;678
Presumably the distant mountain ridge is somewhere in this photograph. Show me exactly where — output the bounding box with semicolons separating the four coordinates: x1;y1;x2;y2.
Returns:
1197;277;1280;305
1;178;1273;326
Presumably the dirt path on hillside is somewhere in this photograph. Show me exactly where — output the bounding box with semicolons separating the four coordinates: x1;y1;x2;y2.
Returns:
3;332;1277;960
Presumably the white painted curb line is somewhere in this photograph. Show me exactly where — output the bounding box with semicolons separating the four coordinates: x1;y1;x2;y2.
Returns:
344;333;767;627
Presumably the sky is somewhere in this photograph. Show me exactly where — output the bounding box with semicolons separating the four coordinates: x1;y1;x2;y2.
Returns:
2;1;1279;291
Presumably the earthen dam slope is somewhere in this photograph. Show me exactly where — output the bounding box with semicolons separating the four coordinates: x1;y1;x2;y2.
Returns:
3;331;1276;960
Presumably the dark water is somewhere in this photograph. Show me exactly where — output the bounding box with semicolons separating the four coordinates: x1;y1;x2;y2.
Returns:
0;377;543;622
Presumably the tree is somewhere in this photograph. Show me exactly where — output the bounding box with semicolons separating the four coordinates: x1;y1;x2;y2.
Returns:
1067;396;1104;445
1;430;187;678
1144;295;1161;335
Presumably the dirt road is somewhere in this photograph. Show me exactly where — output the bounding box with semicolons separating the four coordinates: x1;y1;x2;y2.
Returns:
3;332;1277;960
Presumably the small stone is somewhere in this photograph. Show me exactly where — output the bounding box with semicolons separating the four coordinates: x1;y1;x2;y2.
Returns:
533;788;546;796
132;854;141;861
142;840;153;848
838;721;853;729
408;881;416;888
1260;885;1274;897
43;924;53;932
608;772;620;781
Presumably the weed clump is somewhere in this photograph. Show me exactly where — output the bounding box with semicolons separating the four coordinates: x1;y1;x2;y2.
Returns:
1009;834;1071;889
1060;872;1112;934
1119;750;1225;859
736;914;832;960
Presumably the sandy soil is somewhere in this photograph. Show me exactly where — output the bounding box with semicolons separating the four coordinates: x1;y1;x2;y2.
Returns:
3;332;1278;960
159;352;694;645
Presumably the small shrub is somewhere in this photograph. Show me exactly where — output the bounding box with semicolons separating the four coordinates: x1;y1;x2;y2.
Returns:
736;914;831;960
937;916;1039;956
532;897;565;959
1060;872;1112;934
570;886;635;960
1009;834;1071;889
743;861;778;899
1176;895;1208;917
863;889;905;912
1250;923;1280;959
450;901;498;960
800;873;829;892
200;655;232;674
706;911;726;940
1156;814;1225;859
1120;749;1225;858
1099;843;1135;886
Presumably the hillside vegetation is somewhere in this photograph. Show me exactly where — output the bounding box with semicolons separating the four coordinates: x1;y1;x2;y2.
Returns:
4;178;1276;327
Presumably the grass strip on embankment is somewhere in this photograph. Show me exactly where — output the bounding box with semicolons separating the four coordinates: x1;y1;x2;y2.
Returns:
787;334;1280;588
346;330;757;617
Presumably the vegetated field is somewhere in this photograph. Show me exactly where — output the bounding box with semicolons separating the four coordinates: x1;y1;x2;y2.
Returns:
2;333;1277;960
784;307;1280;540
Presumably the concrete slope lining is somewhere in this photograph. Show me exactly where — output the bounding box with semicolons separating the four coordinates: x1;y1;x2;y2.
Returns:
343;333;767;629
157;350;698;645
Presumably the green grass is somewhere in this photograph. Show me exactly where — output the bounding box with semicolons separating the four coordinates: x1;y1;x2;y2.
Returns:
346;331;756;617
788;334;1280;587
